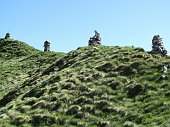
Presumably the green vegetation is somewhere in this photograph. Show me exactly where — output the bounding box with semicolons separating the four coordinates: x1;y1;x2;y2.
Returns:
0;39;170;127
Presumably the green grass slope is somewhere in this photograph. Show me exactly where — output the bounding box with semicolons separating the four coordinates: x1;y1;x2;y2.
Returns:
0;39;65;104
0;39;39;60
0;44;170;127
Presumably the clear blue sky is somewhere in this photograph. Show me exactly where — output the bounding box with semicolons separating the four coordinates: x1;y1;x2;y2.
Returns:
0;0;170;53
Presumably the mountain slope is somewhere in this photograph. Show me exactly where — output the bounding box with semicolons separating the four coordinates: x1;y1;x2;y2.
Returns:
0;39;65;102
0;44;170;127
0;39;40;60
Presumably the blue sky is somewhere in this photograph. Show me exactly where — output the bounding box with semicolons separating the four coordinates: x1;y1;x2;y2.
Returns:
0;0;170;53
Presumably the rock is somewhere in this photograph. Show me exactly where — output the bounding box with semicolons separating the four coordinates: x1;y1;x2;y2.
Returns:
43;40;50;52
5;33;10;39
88;30;101;46
151;35;167;55
161;65;168;73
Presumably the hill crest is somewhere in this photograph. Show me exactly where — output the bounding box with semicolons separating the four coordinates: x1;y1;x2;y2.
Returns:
0;39;39;59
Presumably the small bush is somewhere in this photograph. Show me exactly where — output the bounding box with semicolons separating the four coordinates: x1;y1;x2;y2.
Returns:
66;105;81;115
127;84;145;98
108;81;122;90
105;72;119;77
96;62;113;72
131;61;142;69
134;47;145;52
123;121;135;127
94;100;109;109
115;64;136;76
31;100;47;109
75;111;89;119
31;114;56;126
77;84;90;92
81;105;95;113
97;121;110;127
18;105;31;113
74;96;93;105
11;115;29;126
47;102;62;111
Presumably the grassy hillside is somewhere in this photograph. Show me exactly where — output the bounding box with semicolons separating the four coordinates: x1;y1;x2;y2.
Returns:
0;40;170;127
0;39;65;101
0;39;39;59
